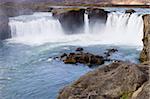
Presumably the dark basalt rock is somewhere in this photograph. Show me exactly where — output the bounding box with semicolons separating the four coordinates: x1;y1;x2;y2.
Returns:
63;52;105;67
58;48;119;67
0;16;11;40
53;9;85;34
88;8;108;25
125;9;136;14
104;48;118;58
76;47;84;52
58;62;148;99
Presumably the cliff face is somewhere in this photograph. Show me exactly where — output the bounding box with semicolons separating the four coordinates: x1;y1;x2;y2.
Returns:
53;9;85;34
140;15;150;62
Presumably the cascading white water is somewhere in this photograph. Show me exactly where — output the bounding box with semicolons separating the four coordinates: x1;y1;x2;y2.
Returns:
10;18;63;37
84;13;90;34
101;12;143;46
9;11;143;46
9;12;64;44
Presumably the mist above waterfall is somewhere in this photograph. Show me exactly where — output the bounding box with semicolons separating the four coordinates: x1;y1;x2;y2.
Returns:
8;10;143;47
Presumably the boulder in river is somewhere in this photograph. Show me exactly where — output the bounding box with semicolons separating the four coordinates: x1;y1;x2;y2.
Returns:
76;47;84;52
104;48;118;58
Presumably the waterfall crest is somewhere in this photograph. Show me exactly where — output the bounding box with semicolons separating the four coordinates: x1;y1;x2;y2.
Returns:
9;12;143;46
9;12;64;44
103;12;143;46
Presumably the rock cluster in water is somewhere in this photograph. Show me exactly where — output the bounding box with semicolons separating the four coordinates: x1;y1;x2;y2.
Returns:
58;48;118;67
58;62;150;99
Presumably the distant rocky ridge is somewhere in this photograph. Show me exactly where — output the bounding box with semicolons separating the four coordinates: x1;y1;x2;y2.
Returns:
0;0;149;5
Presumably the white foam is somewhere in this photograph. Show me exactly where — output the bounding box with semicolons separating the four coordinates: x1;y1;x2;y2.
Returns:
8;12;143;47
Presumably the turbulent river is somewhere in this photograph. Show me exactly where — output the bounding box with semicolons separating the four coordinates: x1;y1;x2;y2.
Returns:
0;8;149;99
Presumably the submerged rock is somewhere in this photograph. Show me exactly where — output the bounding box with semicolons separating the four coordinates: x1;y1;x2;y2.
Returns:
58;62;148;99
104;48;118;58
76;47;84;52
140;14;150;63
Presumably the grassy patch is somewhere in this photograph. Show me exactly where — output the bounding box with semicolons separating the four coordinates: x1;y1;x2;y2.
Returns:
121;92;133;99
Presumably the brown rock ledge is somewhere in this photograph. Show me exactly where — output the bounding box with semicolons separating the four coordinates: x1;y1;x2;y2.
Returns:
57;62;149;99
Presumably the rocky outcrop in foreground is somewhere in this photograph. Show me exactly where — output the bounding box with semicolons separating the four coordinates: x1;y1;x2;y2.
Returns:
58;62;149;99
140;14;150;63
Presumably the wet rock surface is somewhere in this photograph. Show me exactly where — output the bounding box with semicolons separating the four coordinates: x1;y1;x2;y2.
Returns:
57;62;149;99
58;48;118;67
62;52;105;67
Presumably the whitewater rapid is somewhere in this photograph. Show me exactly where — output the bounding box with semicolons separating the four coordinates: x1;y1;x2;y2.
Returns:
8;11;143;47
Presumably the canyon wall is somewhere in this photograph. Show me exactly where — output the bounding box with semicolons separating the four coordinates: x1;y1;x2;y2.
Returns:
0;4;34;40
140;15;150;62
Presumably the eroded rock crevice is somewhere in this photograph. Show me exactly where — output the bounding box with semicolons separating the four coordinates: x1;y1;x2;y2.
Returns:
140;14;150;63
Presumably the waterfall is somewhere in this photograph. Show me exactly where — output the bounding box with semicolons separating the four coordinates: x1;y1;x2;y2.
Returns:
101;12;144;46
9;11;143;46
84;13;90;34
9;12;64;44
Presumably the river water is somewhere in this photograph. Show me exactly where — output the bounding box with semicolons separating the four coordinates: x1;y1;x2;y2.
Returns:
0;8;149;99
